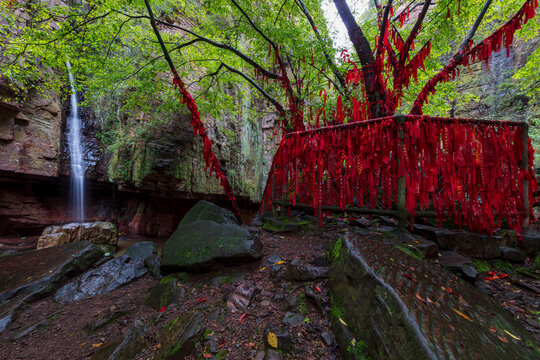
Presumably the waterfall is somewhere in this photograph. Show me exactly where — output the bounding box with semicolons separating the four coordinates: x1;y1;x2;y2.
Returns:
66;62;85;222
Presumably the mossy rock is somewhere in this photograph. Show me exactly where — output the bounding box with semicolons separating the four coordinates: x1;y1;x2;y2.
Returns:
157;313;204;359
177;200;238;229
143;275;184;310
160;220;262;272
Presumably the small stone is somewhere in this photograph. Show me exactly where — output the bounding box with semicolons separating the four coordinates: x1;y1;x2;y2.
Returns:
500;247;526;262
264;327;292;351
270;265;281;280
282;312;304;327
506;291;521;300
321;331;334;346
210;276;226;287
255;351;265;360
264;255;282;267
226;282;256;312
144;254;161;279
287;258;328;281
352;217;371;228
311;254;327;267
267;349;281;360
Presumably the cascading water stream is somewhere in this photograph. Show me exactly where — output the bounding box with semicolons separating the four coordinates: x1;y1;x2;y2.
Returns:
66;62;85;222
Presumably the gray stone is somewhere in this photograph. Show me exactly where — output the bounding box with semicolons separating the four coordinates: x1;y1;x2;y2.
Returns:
439;251;478;281
255;351;265;360
282;312;304;327
453;232;501;259
125;241;157;261
161;220;262;271
177;200;239;228
521;230;540;255
287;258;328;281
267;349;281;360
264;254;282;267
0;241;104;332
264;327;292;351
352;217;371;228
321;331;334;346
413;224;455;249
226;282;256;312
500;247;526;262
54;255;147;303
143;254;161;279
37;222;118;250
270;265;282;280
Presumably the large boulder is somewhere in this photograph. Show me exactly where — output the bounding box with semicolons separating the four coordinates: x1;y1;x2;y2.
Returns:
177;200;239;228
161;220;262;271
328;232;538;360
37;222;118;249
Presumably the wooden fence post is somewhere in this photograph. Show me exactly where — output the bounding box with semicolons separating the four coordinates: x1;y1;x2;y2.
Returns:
395;115;408;229
521;122;530;230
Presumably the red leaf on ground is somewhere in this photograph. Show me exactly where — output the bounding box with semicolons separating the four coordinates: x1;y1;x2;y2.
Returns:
159;306;166;312
198;298;207;302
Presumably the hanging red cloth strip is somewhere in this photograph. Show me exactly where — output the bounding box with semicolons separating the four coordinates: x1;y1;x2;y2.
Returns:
261;115;536;236
171;69;242;220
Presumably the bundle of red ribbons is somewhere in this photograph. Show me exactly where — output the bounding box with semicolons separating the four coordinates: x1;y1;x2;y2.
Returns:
171;69;241;218
262;115;537;234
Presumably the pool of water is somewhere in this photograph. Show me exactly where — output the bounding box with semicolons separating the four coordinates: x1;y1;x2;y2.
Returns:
115;235;168;257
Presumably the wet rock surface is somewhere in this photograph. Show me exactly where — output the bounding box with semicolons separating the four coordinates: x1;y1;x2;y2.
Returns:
329;231;539;360
0;241;104;332
37;222;118;250
55;255;147;303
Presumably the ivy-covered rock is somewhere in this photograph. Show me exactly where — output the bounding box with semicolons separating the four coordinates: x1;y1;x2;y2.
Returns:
160;220;262;271
143;275;184;310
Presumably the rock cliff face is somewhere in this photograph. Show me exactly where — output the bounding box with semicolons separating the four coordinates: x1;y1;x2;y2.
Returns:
452;37;539;122
0;78;63;177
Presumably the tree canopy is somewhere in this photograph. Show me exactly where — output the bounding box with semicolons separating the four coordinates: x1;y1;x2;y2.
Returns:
0;0;538;154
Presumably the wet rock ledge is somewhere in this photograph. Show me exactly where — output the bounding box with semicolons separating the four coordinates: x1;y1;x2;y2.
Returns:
328;231;539;360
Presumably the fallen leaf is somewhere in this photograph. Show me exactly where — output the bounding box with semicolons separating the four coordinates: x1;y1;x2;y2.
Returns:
267;332;278;348
80;340;88;347
339;317;348;326
159;306;166;312
247;342;256;347
218;341;226;349
276;261;285;265
315;286;322;293
203;354;212;358
92;343;103;348
489;326;496;332
415;293;426;304
449;324;455;331
239;313;247;324
503;330;521;341
452;308;472;322
259;267;267;272
446;287;453;294
156;343;162;349
498;335;509;343
400;273;416;282
198;298;207;302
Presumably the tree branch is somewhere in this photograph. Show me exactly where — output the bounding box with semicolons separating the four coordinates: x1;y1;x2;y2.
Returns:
399;0;432;66
218;62;285;113
147;17;282;80
295;0;349;96
229;0;275;45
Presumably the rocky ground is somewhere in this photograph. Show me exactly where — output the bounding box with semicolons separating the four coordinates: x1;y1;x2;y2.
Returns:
0;226;341;360
0;213;539;359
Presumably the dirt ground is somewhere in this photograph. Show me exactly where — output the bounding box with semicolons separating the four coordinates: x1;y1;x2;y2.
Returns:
0;220;538;359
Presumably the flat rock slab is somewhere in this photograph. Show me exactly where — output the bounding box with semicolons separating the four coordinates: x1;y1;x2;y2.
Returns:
329;232;539;360
0;241;104;332
55;255;147;303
